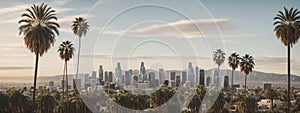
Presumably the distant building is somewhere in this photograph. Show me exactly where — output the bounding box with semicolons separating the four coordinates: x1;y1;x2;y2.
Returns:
224;76;229;88
195;66;199;85
140;62;146;82
115;62;122;80
175;75;181;87
232;84;240;89
104;71;108;82
188;62;195;87
99;65;104;80
73;79;81;89
85;74;89;83
132;75;138;88
181;71;187;84
92;71;97;79
263;83;272;90
206;76;211;86
159;69;165;85
149;72;156;88
125;70;131;86
169;71;176;88
49;81;54;87
199;69;205;86
108;72;113;82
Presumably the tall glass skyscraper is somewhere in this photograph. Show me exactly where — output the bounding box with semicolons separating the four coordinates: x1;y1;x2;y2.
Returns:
140;62;146;82
115;62;122;80
99;65;103;80
187;62;194;87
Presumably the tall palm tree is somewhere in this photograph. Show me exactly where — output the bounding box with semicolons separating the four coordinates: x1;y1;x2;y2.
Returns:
228;52;240;88
36;93;56;113
213;49;226;87
58;40;75;98
273;7;300;113
239;54;255;90
18;3;59;109
71;17;89;81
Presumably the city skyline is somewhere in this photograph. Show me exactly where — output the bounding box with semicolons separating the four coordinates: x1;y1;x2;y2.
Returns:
0;0;300;78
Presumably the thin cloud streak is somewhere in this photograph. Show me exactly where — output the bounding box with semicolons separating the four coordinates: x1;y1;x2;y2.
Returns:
0;66;32;70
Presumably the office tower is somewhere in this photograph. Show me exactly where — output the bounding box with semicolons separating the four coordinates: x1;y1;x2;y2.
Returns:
206;76;211;86
199;69;205;86
125;70;131;86
195;66;199;85
159;69;165;85
99;65;103;80
104;71;108;82
140;62;146;82
181;71;187;84
73;79;81;89
169;71;176;88
49;81;54;87
92;71;97;79
175;75;180;87
84;74;89;83
188;62;195;87
115;62;122;79
224;76;229;88
132;75;138;88
108;72;113;82
149;72;156;88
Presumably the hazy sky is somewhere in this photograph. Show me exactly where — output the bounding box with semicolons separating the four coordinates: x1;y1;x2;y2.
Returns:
0;0;299;77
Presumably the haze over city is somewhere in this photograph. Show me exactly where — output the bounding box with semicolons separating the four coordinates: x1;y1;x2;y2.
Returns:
0;0;299;78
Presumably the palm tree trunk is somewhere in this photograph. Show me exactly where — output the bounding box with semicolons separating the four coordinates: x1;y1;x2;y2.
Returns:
217;66;220;87
231;69;234;88
65;60;68;99
76;36;81;80
287;43;291;113
62;62;66;99
33;53;39;113
271;98;274;110
244;74;247;90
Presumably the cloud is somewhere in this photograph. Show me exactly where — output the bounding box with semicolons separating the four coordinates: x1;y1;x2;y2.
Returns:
255;56;300;70
104;19;232;38
0;66;32;70
58;14;95;33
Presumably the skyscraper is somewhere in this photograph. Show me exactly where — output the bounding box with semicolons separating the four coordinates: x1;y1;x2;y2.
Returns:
108;71;113;82
224;76;229;88
115;62;122;79
206;76;211;86
125;70;131;86
104;71;108;82
181;71;187;84
187;62;195;87
149;72;156;88
132;75;138;88
199;69;205;86
92;71;97;79
159;69;165;85
99;65;103;80
175;75;181;87
169;71;176;88
140;62;146;82
84;74;89;83
195;66;199;85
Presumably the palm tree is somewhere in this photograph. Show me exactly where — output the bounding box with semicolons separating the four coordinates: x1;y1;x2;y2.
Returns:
273;7;300;113
71;17;89;81
239;54;255;90
18;3;59;109
36;93;56;113
58;40;75;98
213;49;226;87
228;52;240;88
8;89;33;113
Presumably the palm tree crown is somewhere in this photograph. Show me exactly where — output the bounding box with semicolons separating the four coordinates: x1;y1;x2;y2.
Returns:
18;3;60;56
58;40;75;61
273;7;300;47
71;17;89;37
228;52;240;70
213;49;226;66
240;54;255;75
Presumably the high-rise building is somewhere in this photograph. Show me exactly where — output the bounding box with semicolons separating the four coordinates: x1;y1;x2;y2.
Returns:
181;71;187;84
206;76;211;86
104;71;108;82
175;75;180;87
188;62;195;87
195;66;199;85
213;70;220;87
108;72;113;82
224;76;229;88
140;62;146;82
115;62;122;79
199;69;205;86
92;71;97;79
169;71;176;88
149;72;156;88
99;65;103;80
84;74;89;83
73;79;81;89
132;75;138;88
125;70;131;86
49;81;54;87
159;69;165;85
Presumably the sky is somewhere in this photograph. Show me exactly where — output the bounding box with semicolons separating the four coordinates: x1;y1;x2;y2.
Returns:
0;0;300;77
